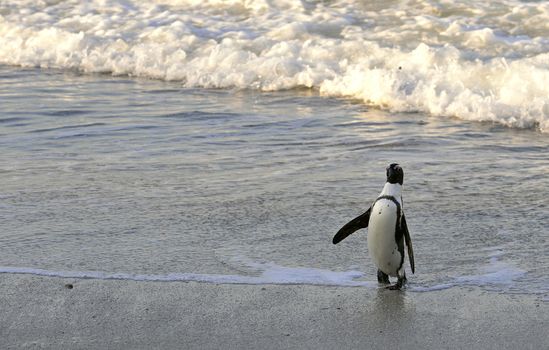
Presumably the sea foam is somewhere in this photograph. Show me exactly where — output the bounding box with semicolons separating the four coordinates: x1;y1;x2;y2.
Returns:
1;0;549;132
410;250;528;293
0;252;530;294
0;263;375;287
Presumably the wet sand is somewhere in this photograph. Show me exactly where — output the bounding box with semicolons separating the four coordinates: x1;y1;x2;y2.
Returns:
0;274;547;349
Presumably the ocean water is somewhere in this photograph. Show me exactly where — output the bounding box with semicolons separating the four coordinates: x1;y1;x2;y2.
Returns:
1;0;548;300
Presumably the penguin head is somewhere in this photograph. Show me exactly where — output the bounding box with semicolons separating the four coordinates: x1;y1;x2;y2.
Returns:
386;163;404;185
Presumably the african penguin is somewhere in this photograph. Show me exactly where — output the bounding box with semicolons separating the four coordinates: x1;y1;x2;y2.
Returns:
332;163;415;290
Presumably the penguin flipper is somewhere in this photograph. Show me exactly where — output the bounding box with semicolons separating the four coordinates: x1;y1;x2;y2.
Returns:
332;207;371;244
401;214;415;274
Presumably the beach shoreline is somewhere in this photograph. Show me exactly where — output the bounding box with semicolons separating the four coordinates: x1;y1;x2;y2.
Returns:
1;273;546;349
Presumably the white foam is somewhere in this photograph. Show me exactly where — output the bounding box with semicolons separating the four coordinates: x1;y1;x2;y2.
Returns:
0;251;529;294
0;263;376;287
1;0;549;132
411;250;527;292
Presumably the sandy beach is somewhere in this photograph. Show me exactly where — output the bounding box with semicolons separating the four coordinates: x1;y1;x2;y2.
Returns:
0;274;546;349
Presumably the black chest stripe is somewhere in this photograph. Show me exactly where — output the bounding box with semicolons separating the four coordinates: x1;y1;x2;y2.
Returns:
373;195;401;219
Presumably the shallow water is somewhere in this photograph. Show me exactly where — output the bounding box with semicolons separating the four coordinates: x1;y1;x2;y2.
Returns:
1;66;547;300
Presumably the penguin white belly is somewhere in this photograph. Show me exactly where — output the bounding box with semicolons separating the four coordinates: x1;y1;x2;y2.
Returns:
367;199;401;277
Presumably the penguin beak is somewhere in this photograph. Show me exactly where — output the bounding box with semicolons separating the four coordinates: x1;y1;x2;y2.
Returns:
387;168;397;181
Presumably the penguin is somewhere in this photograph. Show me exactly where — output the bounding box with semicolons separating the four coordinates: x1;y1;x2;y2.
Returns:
332;163;415;290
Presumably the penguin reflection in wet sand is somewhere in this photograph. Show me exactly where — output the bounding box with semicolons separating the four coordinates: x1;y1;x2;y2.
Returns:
333;164;415;290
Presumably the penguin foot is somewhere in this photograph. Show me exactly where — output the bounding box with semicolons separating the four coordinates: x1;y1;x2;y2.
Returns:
377;269;390;284
386;276;406;290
